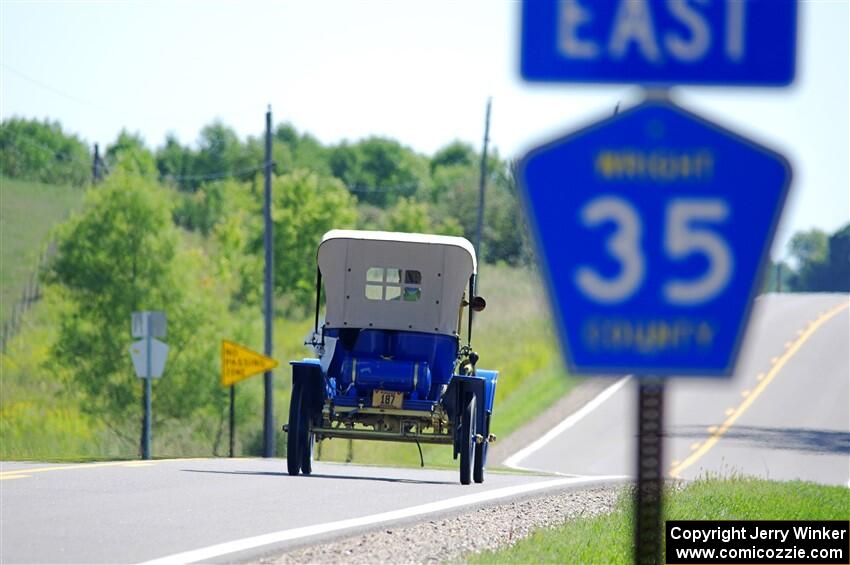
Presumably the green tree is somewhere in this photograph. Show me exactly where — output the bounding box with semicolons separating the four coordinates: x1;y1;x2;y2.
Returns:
827;224;850;291
787;228;829;291
481;157;532;265
329;137;428;207
273;124;331;176
383;197;462;236
270;170;357;309
430;141;475;174
0;117;90;186
156;134;195;189
48;171;236;454
106;130;157;178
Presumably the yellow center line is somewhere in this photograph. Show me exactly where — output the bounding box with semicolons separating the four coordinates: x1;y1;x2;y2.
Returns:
0;474;30;481
670;299;850;479
0;457;207;479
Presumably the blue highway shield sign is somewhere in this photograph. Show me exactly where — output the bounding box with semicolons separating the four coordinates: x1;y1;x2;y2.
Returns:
520;0;797;86
519;99;791;376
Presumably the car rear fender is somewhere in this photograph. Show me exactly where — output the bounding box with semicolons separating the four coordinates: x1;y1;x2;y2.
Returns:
290;360;325;419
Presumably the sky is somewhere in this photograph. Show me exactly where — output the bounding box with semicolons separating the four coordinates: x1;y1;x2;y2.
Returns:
1;0;848;259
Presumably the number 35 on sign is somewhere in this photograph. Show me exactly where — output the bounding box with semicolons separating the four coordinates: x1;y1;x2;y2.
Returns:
519;100;791;377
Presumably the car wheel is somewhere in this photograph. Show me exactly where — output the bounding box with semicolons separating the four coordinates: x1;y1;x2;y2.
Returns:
301;429;314;475
473;441;485;484
287;381;306;476
459;393;476;485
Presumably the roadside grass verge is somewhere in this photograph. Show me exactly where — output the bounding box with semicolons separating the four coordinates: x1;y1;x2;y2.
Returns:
2;257;574;463
469;477;850;564
0;177;84;322
0;290;312;460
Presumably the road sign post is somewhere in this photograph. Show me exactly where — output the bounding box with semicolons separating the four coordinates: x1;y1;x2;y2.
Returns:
519;2;796;561
229;385;236;458
130;311;167;460
221;340;279;457
635;379;664;565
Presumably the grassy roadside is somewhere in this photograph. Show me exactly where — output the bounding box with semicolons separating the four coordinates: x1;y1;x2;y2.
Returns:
2;256;575;462
470;478;850;564
0;177;85;322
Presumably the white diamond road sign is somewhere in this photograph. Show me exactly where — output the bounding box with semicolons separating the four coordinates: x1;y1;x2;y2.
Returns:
129;338;169;379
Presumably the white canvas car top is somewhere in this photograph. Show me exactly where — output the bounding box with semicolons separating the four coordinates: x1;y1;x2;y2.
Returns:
318;230;476;335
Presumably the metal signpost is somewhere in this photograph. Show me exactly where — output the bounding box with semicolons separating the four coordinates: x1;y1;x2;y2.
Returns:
263;106;275;458
221;340;279;457
130;311;168;460
518;2;796;564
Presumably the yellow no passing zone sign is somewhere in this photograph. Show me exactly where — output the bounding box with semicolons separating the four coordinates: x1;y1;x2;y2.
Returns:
221;340;279;387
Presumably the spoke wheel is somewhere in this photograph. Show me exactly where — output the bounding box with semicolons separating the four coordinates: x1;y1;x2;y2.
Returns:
301;428;314;475
287;381;309;476
473;442;485;484
459;393;476;485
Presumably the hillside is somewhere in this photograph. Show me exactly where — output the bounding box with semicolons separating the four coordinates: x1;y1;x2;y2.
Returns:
0;177;85;322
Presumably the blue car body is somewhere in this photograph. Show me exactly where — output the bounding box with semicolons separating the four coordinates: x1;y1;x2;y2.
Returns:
286;230;498;484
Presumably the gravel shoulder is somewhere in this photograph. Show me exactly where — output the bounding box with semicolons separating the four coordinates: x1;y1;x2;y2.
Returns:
258;483;624;564
258;382;628;564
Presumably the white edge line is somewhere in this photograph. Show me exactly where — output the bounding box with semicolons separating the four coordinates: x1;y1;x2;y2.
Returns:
502;376;631;470
139;474;627;565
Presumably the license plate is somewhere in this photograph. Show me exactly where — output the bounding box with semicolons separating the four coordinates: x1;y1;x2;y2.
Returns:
372;389;403;409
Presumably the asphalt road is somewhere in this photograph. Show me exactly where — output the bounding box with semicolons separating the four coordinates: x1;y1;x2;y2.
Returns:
510;293;850;486
2;293;846;564
0;458;619;564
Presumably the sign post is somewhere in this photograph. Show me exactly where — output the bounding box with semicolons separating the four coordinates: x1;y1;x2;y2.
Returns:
221;340;279;457
130;311;167;460
518;2;796;563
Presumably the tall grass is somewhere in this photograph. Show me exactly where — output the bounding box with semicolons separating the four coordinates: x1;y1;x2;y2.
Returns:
0;177;85;323
471;477;850;563
1;255;574;463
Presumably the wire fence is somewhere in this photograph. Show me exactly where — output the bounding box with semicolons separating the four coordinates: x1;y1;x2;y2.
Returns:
0;240;56;353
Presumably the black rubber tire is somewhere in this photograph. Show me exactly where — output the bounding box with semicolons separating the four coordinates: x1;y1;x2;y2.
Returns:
459;393;476;485
473;442;485;484
301;430;314;475
287;381;305;476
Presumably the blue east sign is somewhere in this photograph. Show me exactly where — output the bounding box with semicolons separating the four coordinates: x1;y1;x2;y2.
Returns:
519;99;791;376
521;0;797;86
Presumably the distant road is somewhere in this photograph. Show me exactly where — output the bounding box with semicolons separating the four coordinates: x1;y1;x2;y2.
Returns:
509;293;850;486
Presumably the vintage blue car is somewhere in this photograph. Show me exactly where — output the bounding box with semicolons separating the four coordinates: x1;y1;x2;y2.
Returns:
286;230;498;484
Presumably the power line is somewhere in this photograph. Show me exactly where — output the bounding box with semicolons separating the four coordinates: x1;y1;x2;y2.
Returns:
1;64;184;124
2;64;103;111
3;129;432;192
161;163;267;182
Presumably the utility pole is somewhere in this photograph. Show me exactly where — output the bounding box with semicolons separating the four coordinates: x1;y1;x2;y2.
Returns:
92;143;100;184
262;106;275;458
474;98;492;259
